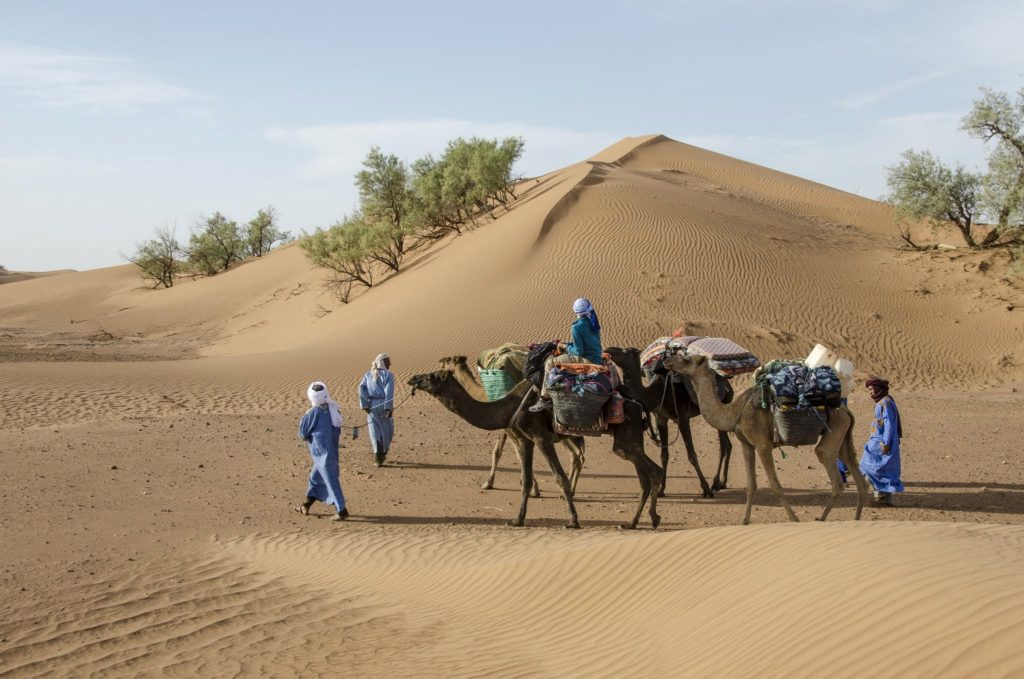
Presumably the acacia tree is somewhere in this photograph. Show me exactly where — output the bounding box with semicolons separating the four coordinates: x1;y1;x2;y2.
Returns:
129;225;181;288
300;217;374;303
961;87;1024;242
187;212;246;275
357;147;417;271
245;205;290;257
886;86;1024;250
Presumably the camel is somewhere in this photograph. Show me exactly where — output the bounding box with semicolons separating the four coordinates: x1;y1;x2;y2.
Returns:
606;346;733;498
663;353;869;524
408;365;663;529
438;356;585;497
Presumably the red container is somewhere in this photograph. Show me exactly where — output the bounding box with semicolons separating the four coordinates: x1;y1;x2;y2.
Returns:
604;392;625;424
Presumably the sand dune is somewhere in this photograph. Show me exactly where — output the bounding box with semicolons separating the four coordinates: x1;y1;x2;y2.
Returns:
1;135;1023;677
2;523;1023;677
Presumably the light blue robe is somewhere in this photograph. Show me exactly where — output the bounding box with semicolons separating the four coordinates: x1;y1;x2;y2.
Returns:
359;369;395;456
859;396;904;494
298;404;346;510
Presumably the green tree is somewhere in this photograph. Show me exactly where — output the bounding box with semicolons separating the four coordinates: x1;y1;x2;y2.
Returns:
129;225;181;288
245;205;290;257
961;87;1024;241
885;150;983;247
300;216;374;302
187;212;245;275
356;147;417;271
886;86;1024;249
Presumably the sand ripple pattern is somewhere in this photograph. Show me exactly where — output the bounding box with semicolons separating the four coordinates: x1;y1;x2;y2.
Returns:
3;523;1022;677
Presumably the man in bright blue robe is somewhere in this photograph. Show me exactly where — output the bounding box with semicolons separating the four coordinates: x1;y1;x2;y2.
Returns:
296;381;347;520
859;376;904;507
359;353;395;467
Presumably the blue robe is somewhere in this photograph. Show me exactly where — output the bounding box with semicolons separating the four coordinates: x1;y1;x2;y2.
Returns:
359;369;395;456
298;404;346;510
564;316;602;364
859;396;904;494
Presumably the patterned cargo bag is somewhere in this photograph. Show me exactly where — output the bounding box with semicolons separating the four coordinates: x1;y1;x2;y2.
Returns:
546;363;615;435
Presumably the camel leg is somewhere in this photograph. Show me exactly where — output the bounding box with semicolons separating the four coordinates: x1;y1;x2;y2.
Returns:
678;417;713;498
657;418;670;497
508;437;535;527
756;445;799;522
621;454;652;530
482;430;505;490
842;432;868;520
644;453;663;528
815;437;846;522
504;431;540;498
712;431;732;492
566;437;585;497
537;439;580;528
740;440;758;525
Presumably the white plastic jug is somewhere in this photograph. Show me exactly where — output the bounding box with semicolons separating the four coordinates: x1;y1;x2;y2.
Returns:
834;358;854;397
805;343;838;369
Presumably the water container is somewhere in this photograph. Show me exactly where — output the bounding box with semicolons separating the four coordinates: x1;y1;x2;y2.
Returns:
805;343;838;369
604;392;626;424
834;358;854;397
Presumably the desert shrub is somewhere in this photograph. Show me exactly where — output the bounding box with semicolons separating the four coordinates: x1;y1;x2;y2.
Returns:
245;205;290;257
887;86;1024;250
129;225;181;288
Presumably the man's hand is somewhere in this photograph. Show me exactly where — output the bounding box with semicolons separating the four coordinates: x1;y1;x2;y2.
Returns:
363;408;370;414
385;409;393;419
881;444;890;454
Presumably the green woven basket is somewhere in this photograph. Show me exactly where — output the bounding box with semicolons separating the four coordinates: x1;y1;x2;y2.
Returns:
480;368;518;401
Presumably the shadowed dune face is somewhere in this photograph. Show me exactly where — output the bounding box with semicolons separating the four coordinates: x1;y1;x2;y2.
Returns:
0;135;1023;677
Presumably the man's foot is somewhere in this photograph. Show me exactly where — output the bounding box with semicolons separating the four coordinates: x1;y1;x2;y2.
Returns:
374;451;385;467
332;509;349;521
294;502;312;516
872;493;894;507
528;398;552;413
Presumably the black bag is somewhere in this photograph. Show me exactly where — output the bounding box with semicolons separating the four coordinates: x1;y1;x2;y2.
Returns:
524;342;558;389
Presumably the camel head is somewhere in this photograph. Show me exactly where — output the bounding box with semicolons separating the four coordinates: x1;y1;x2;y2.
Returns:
407;369;454;396
437;355;469;369
663;352;707;377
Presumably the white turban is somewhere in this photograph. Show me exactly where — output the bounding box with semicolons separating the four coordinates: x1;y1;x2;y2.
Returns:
307;381;343;427
573;298;592;315
371;352;390;379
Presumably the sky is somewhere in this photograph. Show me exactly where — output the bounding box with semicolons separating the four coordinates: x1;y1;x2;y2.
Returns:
1;0;1022;271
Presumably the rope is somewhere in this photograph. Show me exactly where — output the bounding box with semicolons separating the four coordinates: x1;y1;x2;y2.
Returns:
350;386;416;431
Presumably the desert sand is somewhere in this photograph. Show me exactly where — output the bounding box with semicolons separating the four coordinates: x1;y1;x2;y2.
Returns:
1;135;1022;677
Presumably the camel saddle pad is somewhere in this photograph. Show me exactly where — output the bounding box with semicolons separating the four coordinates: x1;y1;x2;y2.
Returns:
687;337;752;360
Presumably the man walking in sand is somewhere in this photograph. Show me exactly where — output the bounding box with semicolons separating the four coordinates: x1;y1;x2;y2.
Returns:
859;376;904;507
297;381;348;521
359;353;395;467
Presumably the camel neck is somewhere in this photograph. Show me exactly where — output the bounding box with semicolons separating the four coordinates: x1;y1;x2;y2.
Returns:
434;377;530;431
689;366;746;432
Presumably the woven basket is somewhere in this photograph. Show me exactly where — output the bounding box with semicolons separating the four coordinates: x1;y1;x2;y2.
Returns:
550;389;609;430
774;407;827;446
480;369;518;401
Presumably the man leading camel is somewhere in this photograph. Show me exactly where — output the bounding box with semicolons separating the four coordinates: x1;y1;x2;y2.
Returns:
359;353;395;467
859;376;904;507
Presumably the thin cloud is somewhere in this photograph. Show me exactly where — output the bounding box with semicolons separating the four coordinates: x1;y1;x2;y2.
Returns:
0;42;201;114
835;69;955;110
264;119;619;180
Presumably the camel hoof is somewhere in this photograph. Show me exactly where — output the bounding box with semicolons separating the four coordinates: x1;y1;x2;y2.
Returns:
565;522;580;530
618;523;637;530
481;482;493;490
657;490;666;498
506;520;525;528
530;491;541;498
650;514;661;529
